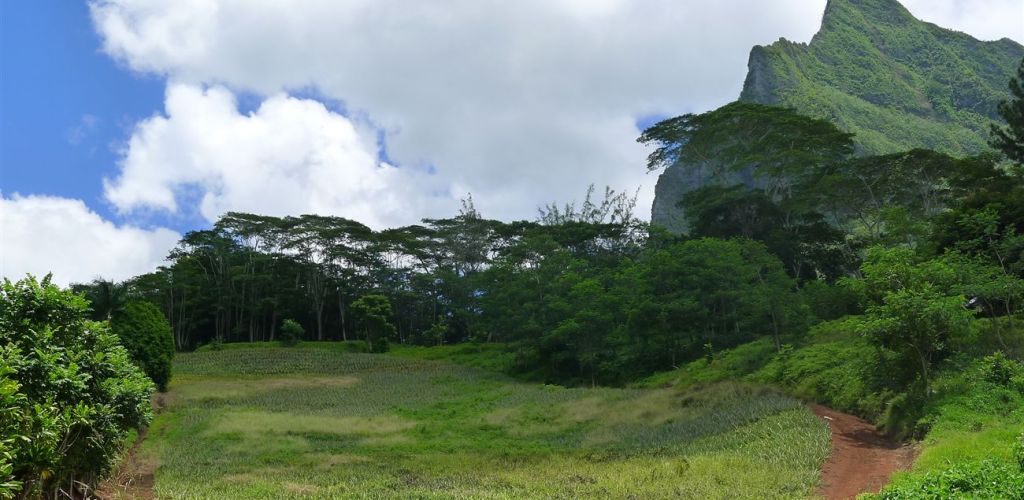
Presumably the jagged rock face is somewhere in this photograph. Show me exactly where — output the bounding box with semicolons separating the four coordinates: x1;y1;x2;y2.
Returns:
651;155;769;235
652;0;1024;232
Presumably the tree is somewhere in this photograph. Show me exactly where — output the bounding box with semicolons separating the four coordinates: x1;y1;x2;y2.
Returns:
72;278;129;320
111;301;176;391
0;276;153;498
638;102;854;200
811;149;959;244
854;248;973;388
639;104;856;277
991;56;1024;166
352;295;396;353
279;319;303;347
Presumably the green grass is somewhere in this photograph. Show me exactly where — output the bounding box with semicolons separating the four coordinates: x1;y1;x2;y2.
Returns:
638;320;1024;498
141;346;830;498
389;343;517;374
868;355;1024;499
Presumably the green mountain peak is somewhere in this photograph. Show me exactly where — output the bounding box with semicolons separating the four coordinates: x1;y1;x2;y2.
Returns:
820;0;916;30
653;0;1023;233
739;0;1023;155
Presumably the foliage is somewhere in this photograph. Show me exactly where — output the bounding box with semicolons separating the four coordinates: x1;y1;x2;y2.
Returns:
981;351;1021;386
1015;434;1024;471
991;57;1024;166
873;459;1024;499
71;278;130;320
57;37;1024;498
740;0;1023;157
278;319;304;347
351;295;396;353
638;102;853;178
866;352;1024;498
0;276;154;498
111;301;176;391
855;247;973;386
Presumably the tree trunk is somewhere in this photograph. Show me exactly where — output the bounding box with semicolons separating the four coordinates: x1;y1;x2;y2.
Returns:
339;290;347;341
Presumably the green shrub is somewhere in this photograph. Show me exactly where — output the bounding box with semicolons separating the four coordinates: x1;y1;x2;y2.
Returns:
800;279;862;322
1015;434;1024;472
279;319;303;347
874;460;1024;499
111;301;176;391
981;351;1020;386
352;295;396;353
878;389;930;440
0;276;154;498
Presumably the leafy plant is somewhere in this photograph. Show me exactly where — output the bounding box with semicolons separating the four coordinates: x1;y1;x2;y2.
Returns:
279;319;304;347
0;276;154;498
981;351;1020;386
352;295;396;353
111;300;176;391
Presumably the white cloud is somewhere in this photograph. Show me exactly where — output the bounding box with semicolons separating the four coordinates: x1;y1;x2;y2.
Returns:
0;194;179;286
90;0;831;224
89;0;1023;225
104;83;444;228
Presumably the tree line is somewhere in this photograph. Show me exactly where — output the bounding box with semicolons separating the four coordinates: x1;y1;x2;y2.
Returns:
78;58;1024;390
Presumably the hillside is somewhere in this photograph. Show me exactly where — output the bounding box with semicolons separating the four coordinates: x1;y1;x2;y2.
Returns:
112;345;831;498
652;0;1024;233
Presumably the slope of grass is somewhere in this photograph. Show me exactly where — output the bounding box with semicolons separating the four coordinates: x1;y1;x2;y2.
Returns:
640;318;1024;498
868;355;1024;499
389;343;517;374
140;346;830;498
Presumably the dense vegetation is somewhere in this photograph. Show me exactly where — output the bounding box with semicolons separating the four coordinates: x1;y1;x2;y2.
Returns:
0;277;154;498
135;345;829;498
4;3;1023;493
739;0;1024;156
84;55;1024;495
84;60;1023;390
110;301;176;391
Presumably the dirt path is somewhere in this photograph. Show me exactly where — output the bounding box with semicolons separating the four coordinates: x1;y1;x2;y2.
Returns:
812;405;917;500
96;394;168;499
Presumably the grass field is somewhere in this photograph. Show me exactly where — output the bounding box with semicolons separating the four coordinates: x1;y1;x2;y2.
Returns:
135;344;830;499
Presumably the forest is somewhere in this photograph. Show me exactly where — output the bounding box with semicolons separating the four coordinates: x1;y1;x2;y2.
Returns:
3;46;1024;500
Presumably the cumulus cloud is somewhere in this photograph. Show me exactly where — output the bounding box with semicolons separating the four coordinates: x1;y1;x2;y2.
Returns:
104;83;440;228
89;0;1023;225
90;0;832;223
0;194;179;286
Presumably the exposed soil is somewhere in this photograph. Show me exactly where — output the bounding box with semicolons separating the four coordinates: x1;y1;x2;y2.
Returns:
812;404;917;500
95;394;168;499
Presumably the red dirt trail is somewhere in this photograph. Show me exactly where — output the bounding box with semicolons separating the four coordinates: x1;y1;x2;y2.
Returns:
812;404;917;499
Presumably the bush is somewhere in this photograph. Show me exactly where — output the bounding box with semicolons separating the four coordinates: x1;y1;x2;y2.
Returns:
0;276;154;498
1015;434;1024;472
981;351;1020;386
874;460;1024;499
352;295;396;353
800;279;862;322
111;301;176;391
279;319;303;347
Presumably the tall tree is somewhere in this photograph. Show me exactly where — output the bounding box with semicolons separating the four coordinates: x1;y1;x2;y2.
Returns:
991;57;1024;166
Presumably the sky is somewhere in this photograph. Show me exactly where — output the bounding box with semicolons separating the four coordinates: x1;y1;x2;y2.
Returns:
1;0;1023;285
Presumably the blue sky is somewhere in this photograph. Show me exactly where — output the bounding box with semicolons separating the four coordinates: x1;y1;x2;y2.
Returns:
1;0;1022;285
0;1;176;228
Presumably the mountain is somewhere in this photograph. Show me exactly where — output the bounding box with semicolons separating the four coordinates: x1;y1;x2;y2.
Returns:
651;0;1024;233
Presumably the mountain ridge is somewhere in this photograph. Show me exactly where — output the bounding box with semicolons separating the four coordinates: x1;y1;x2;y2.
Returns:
652;0;1024;233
